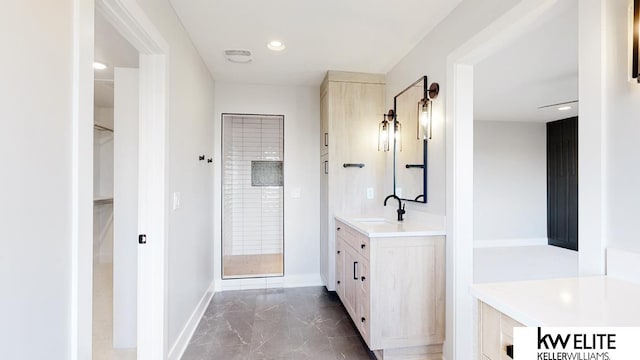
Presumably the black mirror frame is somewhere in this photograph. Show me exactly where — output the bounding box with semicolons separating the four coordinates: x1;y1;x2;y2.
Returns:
393;76;429;204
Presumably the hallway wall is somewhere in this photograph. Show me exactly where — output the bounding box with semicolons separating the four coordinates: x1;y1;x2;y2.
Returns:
136;0;217;349
0;1;75;358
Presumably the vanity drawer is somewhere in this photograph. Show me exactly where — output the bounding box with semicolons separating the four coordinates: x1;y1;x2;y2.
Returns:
357;233;370;260
336;221;360;251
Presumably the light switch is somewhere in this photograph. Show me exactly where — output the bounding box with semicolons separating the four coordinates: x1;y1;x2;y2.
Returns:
291;187;301;198
173;192;181;210
366;187;374;199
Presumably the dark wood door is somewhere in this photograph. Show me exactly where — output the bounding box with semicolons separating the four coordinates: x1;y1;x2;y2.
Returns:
547;117;578;251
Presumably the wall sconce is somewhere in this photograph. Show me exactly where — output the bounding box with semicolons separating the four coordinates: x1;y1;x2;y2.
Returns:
379;110;401;152
417;83;440;140
378;111;391;152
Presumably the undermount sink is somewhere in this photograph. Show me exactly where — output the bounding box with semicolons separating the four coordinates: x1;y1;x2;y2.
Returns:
353;218;396;225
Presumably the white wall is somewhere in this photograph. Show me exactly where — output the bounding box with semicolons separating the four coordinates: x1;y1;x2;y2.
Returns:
473;121;547;245
213;82;321;289
386;0;522;218
385;0;522;358
0;1;74;358
135;0;217;349
604;0;640;253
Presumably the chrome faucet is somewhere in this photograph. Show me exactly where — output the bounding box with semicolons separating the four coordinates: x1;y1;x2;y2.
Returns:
384;194;406;221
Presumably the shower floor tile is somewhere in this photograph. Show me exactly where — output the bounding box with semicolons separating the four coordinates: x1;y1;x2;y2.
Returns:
223;254;284;278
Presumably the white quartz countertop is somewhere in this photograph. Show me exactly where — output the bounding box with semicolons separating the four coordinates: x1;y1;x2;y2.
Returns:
471;276;640;327
335;215;446;238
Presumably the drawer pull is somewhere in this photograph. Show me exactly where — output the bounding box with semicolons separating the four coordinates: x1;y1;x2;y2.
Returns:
337;227;341;231
337;280;341;284
353;261;358;280
337;250;340;254
506;345;513;359
361;276;366;281
360;244;366;249
324;133;328;146
361;317;366;323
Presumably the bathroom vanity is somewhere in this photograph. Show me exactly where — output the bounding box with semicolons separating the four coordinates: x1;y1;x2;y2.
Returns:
334;215;446;359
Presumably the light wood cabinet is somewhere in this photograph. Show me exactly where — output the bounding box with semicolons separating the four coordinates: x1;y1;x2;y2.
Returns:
335;220;445;359
319;71;385;290
478;301;521;360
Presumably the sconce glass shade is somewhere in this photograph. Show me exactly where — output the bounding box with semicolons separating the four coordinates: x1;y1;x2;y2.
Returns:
394;119;402;152
378;118;390;152
418;99;432;140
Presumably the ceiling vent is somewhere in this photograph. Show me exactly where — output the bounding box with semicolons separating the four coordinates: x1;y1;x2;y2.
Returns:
224;49;253;63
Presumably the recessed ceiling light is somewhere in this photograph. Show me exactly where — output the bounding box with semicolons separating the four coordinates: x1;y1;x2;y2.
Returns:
267;40;285;51
93;62;107;70
558;106;572;111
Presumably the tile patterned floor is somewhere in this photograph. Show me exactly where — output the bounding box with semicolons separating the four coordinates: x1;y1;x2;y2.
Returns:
182;287;374;360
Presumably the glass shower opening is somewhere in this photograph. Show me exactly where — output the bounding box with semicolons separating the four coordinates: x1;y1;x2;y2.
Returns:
222;114;284;279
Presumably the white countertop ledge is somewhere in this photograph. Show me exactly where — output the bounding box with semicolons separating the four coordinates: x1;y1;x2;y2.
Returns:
335;215;446;237
471;276;640;327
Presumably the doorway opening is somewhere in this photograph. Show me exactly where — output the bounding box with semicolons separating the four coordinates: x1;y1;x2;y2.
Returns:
472;0;579;284
443;0;602;358
73;0;170;358
221;113;285;279
93;10;139;360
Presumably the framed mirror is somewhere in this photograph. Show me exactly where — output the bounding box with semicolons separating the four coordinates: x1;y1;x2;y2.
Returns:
393;76;437;203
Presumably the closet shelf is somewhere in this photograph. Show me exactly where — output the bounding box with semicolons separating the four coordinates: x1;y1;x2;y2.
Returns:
94;124;114;132
94;196;113;205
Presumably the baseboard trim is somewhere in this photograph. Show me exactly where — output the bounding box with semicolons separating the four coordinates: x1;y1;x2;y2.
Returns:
167;282;215;360
474;238;548;248
216;273;323;292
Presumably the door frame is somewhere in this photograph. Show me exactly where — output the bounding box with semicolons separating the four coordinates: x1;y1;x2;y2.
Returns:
444;0;606;358
71;0;170;358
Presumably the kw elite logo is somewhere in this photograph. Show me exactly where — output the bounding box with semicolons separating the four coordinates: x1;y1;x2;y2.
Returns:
514;327;640;360
536;328;615;359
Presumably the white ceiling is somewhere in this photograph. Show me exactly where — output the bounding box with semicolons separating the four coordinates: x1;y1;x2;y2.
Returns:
169;0;463;86
474;0;578;123
94;12;138;108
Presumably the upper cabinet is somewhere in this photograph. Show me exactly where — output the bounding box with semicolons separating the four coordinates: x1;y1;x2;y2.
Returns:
320;85;329;156
319;71;385;290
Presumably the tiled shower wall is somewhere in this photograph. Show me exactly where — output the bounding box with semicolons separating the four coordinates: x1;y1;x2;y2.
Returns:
222;115;284;256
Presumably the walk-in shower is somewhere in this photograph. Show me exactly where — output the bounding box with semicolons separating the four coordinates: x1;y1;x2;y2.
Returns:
222;114;284;278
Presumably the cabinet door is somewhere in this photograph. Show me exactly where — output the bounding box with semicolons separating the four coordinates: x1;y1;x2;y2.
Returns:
320;155;329;286
342;245;359;319
356;257;371;347
320;85;329;155
371;236;445;348
357;285;371;346
481;302;501;360
335;236;344;299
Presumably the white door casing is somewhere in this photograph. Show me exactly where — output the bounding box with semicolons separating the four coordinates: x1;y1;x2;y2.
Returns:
73;0;170;358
